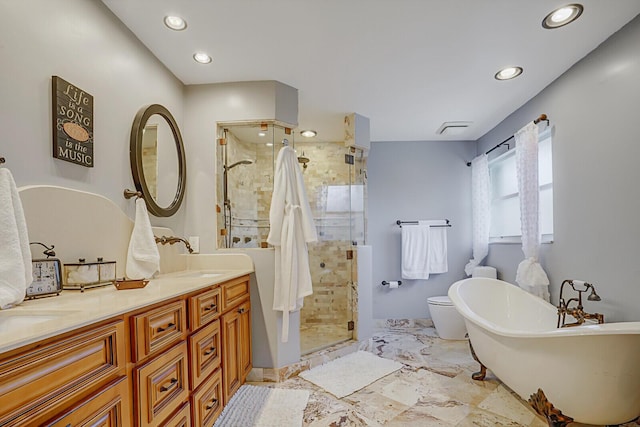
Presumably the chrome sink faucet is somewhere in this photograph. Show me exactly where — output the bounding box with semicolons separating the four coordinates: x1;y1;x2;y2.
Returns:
557;279;604;328
155;235;194;254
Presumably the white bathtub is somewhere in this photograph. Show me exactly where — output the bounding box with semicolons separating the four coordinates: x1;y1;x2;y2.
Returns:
448;277;640;425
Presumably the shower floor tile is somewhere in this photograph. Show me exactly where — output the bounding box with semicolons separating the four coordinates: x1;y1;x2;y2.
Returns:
300;322;352;354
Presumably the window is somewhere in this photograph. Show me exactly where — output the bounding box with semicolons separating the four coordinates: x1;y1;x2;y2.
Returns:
489;129;553;243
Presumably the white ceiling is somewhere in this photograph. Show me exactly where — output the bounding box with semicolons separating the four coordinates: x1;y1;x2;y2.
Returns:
101;1;640;143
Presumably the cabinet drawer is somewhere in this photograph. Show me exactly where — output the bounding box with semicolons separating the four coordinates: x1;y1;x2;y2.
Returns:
191;369;223;427
0;321;125;427
135;342;189;427
220;276;250;312
45;376;131;427
133;300;187;361
189;287;220;331
188;319;221;390
161;402;191;427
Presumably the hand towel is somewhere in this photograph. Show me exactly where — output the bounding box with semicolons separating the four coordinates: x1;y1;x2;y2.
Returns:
0;168;32;309
424;220;448;274
401;223;430;280
126;198;160;279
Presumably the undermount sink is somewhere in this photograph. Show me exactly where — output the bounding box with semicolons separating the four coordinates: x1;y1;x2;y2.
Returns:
0;310;79;333
169;271;224;279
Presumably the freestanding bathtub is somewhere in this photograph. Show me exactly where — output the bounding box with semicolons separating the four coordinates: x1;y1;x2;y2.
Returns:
448;277;640;426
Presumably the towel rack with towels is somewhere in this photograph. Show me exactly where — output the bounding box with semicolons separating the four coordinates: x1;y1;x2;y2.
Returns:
123;188;143;200
396;219;451;228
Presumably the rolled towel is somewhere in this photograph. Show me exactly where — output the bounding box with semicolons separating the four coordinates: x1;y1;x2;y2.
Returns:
0;168;32;309
126;198;160;279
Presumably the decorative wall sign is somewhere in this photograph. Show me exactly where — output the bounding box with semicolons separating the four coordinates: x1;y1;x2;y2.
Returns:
52;76;94;167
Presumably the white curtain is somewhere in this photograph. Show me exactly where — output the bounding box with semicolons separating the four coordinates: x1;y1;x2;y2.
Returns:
464;154;491;276
514;122;550;301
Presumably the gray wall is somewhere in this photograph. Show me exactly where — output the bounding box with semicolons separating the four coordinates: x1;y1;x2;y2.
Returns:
0;0;186;235
368;140;475;319
477;15;640;321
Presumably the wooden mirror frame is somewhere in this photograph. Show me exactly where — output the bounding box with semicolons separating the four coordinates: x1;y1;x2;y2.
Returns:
129;104;186;217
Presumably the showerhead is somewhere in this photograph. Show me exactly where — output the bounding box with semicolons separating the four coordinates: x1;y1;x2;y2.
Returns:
225;159;254;170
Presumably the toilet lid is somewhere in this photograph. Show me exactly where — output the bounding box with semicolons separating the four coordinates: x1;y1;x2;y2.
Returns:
427;296;453;306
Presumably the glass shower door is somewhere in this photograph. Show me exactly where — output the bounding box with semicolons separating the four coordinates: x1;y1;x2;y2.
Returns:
298;141;356;355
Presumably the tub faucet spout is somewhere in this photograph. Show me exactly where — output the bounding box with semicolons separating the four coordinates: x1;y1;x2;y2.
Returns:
557;279;604;328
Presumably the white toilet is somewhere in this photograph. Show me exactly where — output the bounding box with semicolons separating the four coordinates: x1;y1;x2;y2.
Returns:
427;296;467;340
428;266;497;340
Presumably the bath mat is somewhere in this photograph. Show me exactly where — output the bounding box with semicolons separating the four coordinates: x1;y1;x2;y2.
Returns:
299;350;403;398
214;385;309;427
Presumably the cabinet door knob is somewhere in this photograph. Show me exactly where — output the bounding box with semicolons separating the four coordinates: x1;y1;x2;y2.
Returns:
206;398;219;410
160;377;178;392
237;307;245;314
157;322;176;332
204;346;217;356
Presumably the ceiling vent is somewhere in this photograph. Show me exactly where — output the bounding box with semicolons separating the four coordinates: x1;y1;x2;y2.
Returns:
436;121;472;136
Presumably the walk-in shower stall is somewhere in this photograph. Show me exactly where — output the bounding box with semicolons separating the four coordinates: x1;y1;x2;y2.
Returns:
217;122;367;354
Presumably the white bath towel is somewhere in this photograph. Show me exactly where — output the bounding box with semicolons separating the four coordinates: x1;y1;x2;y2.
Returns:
0;169;32;309
426;221;448;274
401;223;431;280
126;198;160;279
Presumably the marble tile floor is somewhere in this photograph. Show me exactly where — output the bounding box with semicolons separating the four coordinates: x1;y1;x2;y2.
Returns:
249;323;638;426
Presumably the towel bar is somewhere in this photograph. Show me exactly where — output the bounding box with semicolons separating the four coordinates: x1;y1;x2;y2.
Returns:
123;188;143;200
396;219;451;228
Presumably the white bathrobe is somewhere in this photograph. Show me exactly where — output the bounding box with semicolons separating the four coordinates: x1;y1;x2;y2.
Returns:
267;146;317;343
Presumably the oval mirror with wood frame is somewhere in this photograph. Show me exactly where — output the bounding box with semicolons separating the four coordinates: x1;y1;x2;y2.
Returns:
130;104;186;217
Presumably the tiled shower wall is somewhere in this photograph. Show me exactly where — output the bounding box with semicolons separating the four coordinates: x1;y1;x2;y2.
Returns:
218;130;366;334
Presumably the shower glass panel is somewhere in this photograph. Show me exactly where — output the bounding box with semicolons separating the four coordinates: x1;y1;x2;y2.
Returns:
217;123;363;355
296;140;356;354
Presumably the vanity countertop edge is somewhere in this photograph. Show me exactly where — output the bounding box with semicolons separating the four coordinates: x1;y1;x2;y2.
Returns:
0;268;253;355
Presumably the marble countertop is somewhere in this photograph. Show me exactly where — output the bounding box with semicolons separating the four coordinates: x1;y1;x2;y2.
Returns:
0;268;253;354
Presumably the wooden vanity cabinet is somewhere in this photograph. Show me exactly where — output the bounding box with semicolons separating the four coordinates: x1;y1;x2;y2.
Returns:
0;274;251;427
130;274;251;427
0;320;127;427
220;277;252;403
44;376;131;427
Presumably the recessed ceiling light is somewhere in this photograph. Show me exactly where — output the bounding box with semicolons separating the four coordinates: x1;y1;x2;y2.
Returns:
542;4;583;29
300;130;317;138
494;66;523;81
258;131;267;137
193;52;212;64
164;15;187;31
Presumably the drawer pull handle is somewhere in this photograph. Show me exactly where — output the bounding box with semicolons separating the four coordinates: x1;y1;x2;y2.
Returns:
204;346;217;356
157;322;176;333
160;377;178;392
206;398;219;410
204;303;217;312
237;307;245;314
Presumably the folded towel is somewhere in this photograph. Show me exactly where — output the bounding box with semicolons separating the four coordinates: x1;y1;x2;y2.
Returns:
401;223;430;280
425;221;448;274
126;198;160;279
0;169;32;309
